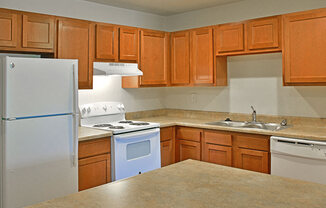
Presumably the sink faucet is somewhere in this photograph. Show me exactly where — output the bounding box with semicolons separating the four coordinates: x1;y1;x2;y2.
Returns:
251;106;257;123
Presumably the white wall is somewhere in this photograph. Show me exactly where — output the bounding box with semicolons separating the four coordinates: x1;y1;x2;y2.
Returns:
165;0;326;31
163;54;326;118
0;0;167;30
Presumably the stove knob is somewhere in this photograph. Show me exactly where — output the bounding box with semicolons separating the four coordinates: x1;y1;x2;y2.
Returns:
87;107;91;114
103;106;108;112
81;108;86;115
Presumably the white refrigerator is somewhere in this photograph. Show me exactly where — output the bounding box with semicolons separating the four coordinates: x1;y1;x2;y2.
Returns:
0;56;79;208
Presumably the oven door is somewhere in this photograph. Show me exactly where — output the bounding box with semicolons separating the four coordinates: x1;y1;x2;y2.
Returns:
112;128;161;181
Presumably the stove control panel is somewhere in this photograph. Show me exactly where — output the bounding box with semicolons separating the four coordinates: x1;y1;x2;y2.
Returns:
79;102;126;118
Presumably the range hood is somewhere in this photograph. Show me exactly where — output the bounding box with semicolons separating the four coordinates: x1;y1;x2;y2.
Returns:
93;62;143;76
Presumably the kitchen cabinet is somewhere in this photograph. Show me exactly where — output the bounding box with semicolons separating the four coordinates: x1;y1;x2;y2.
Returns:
0;9;18;48
122;29;170;88
160;127;175;167
22;13;55;50
78;137;111;191
234;148;269;174
175;127;202;162
171;31;190;85
190;27;216;85
247;16;281;51
215;16;282;56
119;26;138;62
202;130;232;166
283;8;326;85
95;23;118;61
57;18;94;89
0;9;55;53
215;23;245;54
233;134;270;174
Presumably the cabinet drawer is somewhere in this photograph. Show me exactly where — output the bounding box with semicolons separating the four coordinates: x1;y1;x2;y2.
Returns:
176;127;202;142
79;137;111;159
204;130;232;146
160;127;173;142
234;134;269;151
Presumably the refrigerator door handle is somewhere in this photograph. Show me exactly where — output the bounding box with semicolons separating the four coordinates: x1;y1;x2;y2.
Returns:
72;64;79;167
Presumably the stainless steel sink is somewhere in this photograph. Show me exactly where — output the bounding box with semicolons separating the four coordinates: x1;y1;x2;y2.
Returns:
206;121;289;131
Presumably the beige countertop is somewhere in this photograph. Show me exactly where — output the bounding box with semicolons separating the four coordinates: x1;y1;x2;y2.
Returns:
136;116;326;141
78;126;112;142
28;160;326;208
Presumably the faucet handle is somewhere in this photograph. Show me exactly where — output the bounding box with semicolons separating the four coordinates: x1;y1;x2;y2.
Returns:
251;106;256;112
281;119;287;126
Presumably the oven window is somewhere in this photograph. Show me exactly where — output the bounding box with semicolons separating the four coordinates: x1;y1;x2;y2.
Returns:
126;140;151;160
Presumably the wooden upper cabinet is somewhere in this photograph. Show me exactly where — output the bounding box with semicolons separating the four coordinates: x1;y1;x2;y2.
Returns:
171;31;190;85
0;10;18;48
139;29;169;86
283;8;326;85
22;13;55;50
247;16;281;51
119;26;138;62
57;19;93;89
95;24;118;61
190;28;214;85
215;23;244;54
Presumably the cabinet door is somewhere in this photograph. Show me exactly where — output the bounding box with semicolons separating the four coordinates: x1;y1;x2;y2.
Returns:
171;31;190;85
161;140;174;167
57;19;93;89
203;144;232;166
283;9;326;84
140;30;169;86
177;140;201;162
0;11;18;47
22;14;55;50
215;23;244;54
119;26;138;61
78;154;111;191
247;16;281;51
191;28;214;84
95;24;118;60
234;148;269;174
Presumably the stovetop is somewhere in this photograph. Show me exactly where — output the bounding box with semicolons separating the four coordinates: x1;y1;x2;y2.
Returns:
82;120;160;134
79;102;160;134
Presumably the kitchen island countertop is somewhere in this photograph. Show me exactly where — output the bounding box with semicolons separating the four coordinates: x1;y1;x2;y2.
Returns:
28;160;326;208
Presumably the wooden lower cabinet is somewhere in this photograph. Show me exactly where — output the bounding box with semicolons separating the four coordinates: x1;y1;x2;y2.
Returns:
177;139;201;161
78;137;111;191
203;144;232;166
79;154;111;191
234;148;269;174
160;127;175;167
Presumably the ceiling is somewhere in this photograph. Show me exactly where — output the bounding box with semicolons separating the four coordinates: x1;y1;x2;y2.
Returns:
84;0;246;16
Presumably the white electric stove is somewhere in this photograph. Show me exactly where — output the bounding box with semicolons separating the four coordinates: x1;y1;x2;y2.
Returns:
79;102;161;181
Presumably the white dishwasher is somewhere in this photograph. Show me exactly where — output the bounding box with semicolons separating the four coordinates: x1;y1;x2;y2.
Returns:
271;136;326;185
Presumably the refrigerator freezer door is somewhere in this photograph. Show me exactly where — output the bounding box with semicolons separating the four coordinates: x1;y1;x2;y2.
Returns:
2;115;78;208
2;57;78;119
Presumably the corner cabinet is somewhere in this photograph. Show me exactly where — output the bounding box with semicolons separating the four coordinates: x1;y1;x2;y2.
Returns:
122;29;170;88
78;137;111;191
283;8;326;85
57;18;94;89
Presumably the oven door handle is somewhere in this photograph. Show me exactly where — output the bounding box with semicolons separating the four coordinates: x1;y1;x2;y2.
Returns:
114;128;160;140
